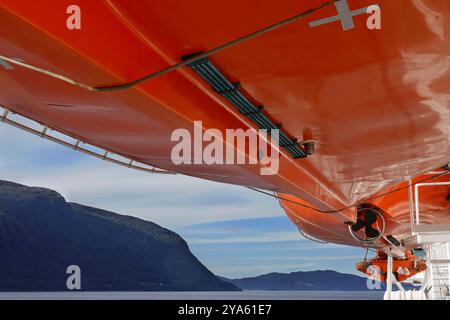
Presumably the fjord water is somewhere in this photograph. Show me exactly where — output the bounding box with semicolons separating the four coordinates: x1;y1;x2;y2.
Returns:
0;291;384;300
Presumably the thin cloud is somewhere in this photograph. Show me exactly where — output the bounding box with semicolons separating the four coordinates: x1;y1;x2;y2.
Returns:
0;125;283;228
188;232;303;244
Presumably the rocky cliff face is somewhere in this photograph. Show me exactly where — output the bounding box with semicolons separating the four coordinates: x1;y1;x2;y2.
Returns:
0;180;238;291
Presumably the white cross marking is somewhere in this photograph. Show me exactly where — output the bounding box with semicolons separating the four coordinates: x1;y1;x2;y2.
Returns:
309;0;376;31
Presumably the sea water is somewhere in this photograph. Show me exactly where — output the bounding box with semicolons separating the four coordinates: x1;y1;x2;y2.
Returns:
0;291;384;300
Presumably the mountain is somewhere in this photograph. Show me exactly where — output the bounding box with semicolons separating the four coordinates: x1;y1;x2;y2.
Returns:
0;180;238;291
221;270;374;291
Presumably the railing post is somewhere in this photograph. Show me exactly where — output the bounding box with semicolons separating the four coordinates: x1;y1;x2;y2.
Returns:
386;255;393;298
408;177;415;233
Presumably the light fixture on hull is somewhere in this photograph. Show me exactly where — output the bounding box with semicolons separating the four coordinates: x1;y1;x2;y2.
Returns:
184;54;308;159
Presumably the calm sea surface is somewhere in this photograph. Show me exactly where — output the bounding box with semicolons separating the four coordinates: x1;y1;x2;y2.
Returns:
0;291;384;300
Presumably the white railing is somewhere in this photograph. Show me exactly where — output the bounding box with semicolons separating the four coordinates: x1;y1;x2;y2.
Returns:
428;243;450;300
407;176;450;243
414;181;450;226
385;173;450;299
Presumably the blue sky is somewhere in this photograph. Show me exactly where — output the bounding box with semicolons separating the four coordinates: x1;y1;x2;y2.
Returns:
0;119;368;278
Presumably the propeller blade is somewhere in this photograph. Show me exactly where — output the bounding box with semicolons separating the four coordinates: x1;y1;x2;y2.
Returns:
351;219;365;232
364;210;378;225
365;226;380;239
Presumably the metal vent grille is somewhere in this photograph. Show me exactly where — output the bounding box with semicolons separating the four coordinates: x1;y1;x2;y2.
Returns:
186;57;307;159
